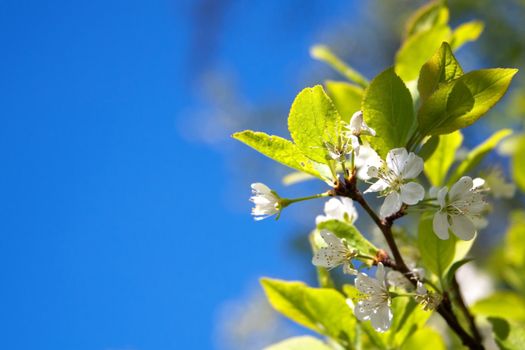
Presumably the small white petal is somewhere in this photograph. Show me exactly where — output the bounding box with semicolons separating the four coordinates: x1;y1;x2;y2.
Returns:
251;182;271;194
375;263;386;285
401;152;424;179
400;182;425;205
386;148;409;176
450;215;477;240
380;192;402;218
449;176;473;201
370;303;392;332
433;211;450;239
354;301;370;321
437;187;448;208
364;179;389;194
472;177;485;189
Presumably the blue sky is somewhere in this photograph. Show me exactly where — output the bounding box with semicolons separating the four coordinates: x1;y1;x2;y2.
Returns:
0;0;360;349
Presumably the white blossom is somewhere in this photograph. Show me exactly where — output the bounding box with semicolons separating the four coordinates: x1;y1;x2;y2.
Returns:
315;197;358;225
354;263;392;332
355;145;382;180
312;230;358;274
432;176;486;240
250;183;280;221
345;111;376;154
484;168;516;199
365;148;425;218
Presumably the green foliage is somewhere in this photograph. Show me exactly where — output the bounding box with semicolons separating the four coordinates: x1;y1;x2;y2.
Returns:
288;85;341;164
488;318;525;350
418;42;463;102
447;128;512;185
324;81;364;122
404;1;449;38
472;292;525;322
310;45;369;88
417;218;457;280
449;20;484;50
499;210;525;292
424;130;463;186
512;135;525;192
362;68;415;158
396;25;451;82
401;327;446;350
317;220;378;257
232;130;323;178
388;297;432;347
264;336;332;350
261;278;356;346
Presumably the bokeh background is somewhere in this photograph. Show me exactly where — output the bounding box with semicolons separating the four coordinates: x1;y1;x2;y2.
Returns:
1;0;524;349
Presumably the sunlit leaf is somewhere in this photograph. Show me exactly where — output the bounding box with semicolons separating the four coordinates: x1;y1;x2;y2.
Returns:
232;130;322;178
472;292;525;322
288;85;341;164
401;327;445;350
424;130;463;186
511;135;525;192
488;317;525;350
447;129;512;185
264;336;332;350
310;45;369;88
325;80;363;122
404;1;449;38
450;21;484;50
362;68;415;158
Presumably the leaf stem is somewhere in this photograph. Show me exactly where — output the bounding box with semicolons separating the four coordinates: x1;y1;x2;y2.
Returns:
280;192;329;207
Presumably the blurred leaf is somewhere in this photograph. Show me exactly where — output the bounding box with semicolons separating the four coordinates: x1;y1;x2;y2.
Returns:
450;20;484;50
488;317;525;350
417;218;456;279
310;45;369;88
325;80;363;122
401;327;446;350
404;1;449;38
417;80;474;136
511;135;525;192
288;85;341;164
418;135;440;160
445;258;473;285
282;171;315;186
504;210;525;268
389;297;433;347
261;278;355;345
395;25;451;82
317;220;378;257
362;68;415;158
264;336;332;350
232;130;322;178
418;42;463;101
447;129;512;185
424;131;463;186
472;292;525;322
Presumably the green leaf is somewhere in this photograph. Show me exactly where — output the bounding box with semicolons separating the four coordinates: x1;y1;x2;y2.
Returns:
264;336;332;350
401;327;446;350
511;135;525;192
362;68;415;158
310;45;369;88
447;129;512;185
424;130;463;186
488;318;525;350
324;80;364;122
389;298;433;347
504;210;525;268
418;42;463;101
450;20;484;50
417;80;474;136
404;1;449;38
472;292;525;322
445;258;473;285
232;130;322;178
317;220;378;257
261;278;355;344
395;25;451;82
288;85;341;164
417;218;456;278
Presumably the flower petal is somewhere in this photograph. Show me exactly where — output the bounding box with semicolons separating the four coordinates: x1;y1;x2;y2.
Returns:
370;303;392;332
450;215;477;240
380;192;402;218
449;176;473;202
251;182;271;194
433;211;450;239
354;301;371;321
401;152;424;179
437;187;448;208
364;179;389;194
400;182;425;205
386;148;408;176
